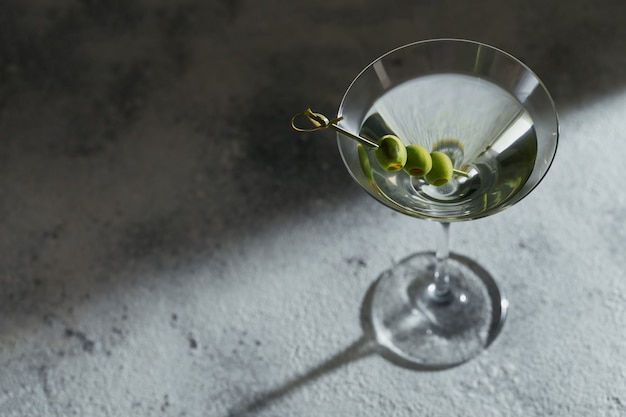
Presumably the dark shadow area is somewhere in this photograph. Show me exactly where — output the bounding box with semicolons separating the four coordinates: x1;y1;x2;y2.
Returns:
0;0;359;340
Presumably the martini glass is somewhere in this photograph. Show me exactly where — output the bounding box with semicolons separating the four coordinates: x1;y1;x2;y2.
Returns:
335;39;559;369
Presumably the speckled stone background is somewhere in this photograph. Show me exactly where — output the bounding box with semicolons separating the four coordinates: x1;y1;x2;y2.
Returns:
0;1;625;416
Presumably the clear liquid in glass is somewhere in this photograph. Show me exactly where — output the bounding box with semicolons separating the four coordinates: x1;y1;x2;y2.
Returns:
359;73;537;220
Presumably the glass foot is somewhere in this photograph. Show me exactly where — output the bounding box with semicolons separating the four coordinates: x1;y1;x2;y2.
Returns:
369;251;508;370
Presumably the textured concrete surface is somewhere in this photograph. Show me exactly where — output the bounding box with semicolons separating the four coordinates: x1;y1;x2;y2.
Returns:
0;1;625;416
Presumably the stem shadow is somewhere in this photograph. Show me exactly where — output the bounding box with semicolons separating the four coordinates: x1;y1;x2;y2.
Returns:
226;336;378;417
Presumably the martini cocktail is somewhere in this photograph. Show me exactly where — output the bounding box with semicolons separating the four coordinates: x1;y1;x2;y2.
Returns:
296;39;558;369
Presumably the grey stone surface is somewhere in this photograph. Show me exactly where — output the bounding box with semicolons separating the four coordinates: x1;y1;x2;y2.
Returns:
0;0;625;416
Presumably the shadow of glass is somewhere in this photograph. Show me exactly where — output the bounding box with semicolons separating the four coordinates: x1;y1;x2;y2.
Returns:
225;335;378;417
224;279;383;417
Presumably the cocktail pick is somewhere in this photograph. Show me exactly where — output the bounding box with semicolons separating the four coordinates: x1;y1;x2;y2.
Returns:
290;108;379;148
291;108;469;178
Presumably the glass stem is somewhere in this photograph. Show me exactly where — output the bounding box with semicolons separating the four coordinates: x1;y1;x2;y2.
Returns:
432;221;452;302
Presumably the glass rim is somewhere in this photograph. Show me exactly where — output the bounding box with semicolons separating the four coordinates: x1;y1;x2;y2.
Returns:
339;38;559;133
336;38;560;222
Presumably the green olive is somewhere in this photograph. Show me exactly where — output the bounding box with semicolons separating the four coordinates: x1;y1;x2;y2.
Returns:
425;151;453;186
403;144;432;177
357;144;374;182
375;135;407;171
